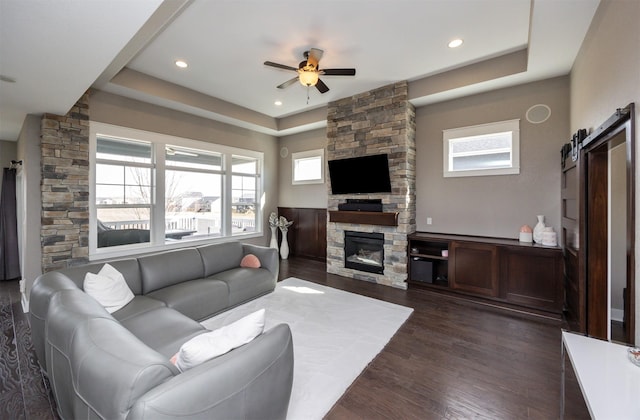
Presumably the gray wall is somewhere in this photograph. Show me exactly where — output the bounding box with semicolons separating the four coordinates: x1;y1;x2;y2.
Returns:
16;115;42;299
415;76;570;238
90;90;280;248
277;128;328;208
570;0;640;342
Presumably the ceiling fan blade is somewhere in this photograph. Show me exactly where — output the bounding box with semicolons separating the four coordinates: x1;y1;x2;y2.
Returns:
315;79;329;94
264;61;298;72
322;68;356;76
277;77;299;89
307;48;323;68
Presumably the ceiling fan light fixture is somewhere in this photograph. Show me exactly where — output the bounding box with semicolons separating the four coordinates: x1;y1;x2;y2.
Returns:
298;70;319;87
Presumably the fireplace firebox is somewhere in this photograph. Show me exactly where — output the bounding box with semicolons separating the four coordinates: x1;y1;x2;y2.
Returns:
344;231;384;274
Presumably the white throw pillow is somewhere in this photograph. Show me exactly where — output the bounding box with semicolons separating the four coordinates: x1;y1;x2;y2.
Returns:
83;264;134;313
173;309;266;372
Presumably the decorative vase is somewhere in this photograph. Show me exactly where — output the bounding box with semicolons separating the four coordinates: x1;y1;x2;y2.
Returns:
269;226;278;249
533;215;546;244
280;231;290;260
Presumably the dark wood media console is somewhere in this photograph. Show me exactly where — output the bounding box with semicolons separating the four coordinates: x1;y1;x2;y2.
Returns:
408;232;564;316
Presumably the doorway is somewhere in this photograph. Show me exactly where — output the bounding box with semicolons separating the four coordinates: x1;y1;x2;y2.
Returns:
582;105;635;345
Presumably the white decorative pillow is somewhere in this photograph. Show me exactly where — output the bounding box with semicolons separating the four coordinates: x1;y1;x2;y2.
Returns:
83;264;134;313
173;309;266;372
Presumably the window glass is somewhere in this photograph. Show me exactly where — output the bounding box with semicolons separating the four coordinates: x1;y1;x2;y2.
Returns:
91;124;263;257
292;149;324;185
231;155;258;234
443;120;520;177
95;136;153;248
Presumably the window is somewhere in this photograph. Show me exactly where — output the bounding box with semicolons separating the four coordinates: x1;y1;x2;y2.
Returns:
443;119;520;177
90;123;263;258
292;149;324;185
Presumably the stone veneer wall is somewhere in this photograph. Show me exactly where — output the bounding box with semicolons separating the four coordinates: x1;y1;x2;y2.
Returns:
40;93;90;273
326;81;416;289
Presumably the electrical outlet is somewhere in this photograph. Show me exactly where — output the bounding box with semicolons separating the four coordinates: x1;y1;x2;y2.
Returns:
427;217;433;225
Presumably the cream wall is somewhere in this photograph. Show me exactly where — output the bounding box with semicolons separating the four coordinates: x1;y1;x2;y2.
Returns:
90;90;281;248
570;0;640;342
277;128;328;209
415;76;570;238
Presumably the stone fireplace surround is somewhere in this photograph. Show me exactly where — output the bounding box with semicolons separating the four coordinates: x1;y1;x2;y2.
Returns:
326;82;416;289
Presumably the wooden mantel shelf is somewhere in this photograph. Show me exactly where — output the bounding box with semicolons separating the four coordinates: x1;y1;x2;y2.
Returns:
329;210;398;226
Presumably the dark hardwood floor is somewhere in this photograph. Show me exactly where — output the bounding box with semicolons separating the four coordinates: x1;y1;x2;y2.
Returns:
1;257;589;419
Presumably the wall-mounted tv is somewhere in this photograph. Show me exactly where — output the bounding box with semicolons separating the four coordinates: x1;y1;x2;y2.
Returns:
328;154;392;194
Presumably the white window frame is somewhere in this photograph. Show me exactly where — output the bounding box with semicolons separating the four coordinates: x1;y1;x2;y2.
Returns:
292;149;325;185
89;122;264;260
443;119;520;178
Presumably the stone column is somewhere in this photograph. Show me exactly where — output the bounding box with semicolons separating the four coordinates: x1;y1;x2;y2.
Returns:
40;92;90;273
326;81;416;289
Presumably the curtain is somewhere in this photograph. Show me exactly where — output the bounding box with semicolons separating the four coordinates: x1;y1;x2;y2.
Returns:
0;168;21;281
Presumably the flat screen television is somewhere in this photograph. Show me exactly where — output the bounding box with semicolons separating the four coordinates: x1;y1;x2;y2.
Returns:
328;154;392;194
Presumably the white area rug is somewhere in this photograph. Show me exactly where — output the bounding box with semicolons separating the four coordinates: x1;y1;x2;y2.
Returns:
201;277;413;420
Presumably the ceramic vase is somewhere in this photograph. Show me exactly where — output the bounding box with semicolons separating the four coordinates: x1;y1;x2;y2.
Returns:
280;231;290;260
269;226;278;249
533;215;546;244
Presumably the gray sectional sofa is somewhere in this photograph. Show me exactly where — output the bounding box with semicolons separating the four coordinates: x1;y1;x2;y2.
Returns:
29;241;294;420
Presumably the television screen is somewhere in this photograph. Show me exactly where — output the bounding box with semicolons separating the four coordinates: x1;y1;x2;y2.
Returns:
328;154;392;194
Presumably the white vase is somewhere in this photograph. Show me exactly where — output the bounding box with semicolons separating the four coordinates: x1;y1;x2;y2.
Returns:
533;215;546;244
280;230;290;260
269;226;278;249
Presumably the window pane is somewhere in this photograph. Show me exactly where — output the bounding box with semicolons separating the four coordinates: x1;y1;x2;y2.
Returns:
294;156;322;181
450;132;511;155
97;136;151;164
166;145;222;171
96;164;124;184
232;173;256;234
232;155;258;174
165;169;222;241
96;207;151;248
452;152;512;171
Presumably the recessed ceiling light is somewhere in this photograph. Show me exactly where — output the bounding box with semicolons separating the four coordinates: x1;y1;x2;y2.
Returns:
175;60;188;68
274;100;283;106
448;39;464;48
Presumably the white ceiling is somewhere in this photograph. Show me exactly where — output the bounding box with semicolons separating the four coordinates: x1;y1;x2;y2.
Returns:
0;0;600;141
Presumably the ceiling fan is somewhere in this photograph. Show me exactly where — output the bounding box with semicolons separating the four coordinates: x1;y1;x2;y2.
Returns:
264;48;356;94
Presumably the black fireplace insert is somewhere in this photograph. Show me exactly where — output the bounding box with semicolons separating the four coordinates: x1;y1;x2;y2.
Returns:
344;231;384;274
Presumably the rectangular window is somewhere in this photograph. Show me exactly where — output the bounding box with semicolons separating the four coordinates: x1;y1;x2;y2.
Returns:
292;149;324;185
90;123;263;258
443;119;520;177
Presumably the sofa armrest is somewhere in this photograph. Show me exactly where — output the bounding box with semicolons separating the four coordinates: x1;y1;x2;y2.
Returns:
243;243;279;280
30;272;81;371
127;323;293;420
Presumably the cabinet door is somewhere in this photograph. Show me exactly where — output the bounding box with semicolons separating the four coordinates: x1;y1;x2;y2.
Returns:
500;247;563;313
449;241;498;297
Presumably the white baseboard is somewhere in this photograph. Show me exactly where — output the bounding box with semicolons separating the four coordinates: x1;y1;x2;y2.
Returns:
21;292;29;313
611;308;624;323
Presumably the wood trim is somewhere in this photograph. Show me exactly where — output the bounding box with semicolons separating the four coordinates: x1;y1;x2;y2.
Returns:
328;210;398;226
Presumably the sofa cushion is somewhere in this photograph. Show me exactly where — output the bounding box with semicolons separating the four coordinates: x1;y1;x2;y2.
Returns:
139;248;204;294
211;267;276;307
146;278;229;321
118;306;206;357
83;264;135;313
173;309;266;372
197;242;244;277
112;295;167;322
